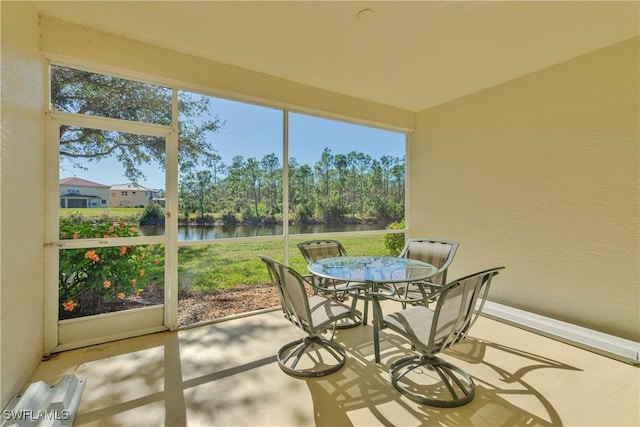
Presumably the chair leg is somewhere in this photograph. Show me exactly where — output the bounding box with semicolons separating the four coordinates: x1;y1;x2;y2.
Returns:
333;313;363;329
332;290;363;329
277;335;347;378
389;355;475;407
363;297;369;325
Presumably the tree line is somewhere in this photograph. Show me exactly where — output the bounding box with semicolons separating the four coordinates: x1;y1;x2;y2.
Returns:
175;148;405;225
51;65;405;225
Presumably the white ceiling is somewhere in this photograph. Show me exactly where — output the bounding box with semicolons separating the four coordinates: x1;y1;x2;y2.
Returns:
34;1;638;112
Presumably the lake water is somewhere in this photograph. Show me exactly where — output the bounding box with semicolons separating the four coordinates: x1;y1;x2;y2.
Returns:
139;223;386;241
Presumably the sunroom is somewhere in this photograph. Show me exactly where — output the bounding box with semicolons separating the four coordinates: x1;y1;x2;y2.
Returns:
1;2;638;426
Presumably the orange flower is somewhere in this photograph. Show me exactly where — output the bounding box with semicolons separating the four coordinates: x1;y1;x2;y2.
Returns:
139;254;145;261
107;225;115;234
84;250;99;262
103;280;111;289
119;246;127;255
131;278;138;285
72;232;80;240
130;227;137;233
139;269;145;277
103;234;110;239
153;259;159;265
117;293;126;300
63;300;78;311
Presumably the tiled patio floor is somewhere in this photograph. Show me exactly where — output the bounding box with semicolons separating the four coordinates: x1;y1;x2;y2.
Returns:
27;301;640;426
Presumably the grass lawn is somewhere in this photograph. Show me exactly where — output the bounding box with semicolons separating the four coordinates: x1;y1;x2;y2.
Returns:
177;235;395;292
58;208;402;293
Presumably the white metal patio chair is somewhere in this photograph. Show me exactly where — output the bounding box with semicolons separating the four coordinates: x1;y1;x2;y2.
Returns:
259;255;359;377
297;239;363;328
394;238;459;307
373;266;505;407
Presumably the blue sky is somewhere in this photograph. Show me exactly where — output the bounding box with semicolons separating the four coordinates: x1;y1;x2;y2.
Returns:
210;96;405;165
59;94;406;190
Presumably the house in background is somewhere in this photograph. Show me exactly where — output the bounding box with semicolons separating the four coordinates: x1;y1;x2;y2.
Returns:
109;183;154;208
59;177;109;209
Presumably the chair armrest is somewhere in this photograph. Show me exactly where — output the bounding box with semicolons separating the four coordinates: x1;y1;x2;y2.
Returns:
369;291;423;304
307;275;363;296
392;280;443;305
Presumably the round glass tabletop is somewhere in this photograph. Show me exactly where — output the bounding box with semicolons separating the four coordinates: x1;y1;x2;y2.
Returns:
308;256;438;283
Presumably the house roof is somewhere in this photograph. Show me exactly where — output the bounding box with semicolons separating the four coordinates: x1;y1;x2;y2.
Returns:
59;177;109;188
33;1;639;112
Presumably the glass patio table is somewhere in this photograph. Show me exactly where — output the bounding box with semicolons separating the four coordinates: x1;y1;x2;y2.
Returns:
308;256;438;362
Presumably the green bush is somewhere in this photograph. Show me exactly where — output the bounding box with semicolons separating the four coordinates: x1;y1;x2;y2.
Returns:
139;201;165;225
384;219;406;255
370;196;403;223
58;215;159;317
221;211;238;225
294;202;314;223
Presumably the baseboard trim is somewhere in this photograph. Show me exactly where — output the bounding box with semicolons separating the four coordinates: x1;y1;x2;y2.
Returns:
481;301;640;365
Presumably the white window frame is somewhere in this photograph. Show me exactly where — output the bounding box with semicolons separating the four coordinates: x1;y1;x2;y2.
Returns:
44;108;178;354
44;60;408;352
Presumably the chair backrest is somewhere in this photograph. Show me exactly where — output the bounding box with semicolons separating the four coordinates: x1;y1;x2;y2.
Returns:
426;267;504;354
258;255;314;330
297;240;349;263
458;266;503;341
399;238;459;285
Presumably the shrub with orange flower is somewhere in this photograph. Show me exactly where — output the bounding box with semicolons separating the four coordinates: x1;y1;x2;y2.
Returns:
62;300;78;312
84;250;100;262
58;215;162;319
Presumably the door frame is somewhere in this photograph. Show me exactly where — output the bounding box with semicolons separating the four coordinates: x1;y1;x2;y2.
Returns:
44;109;178;354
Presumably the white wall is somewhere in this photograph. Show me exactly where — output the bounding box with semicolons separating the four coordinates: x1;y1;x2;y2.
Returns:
0;2;46;406
408;37;639;341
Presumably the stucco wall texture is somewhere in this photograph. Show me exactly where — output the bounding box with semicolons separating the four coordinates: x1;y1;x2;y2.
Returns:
409;37;639;341
1;1;47;407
